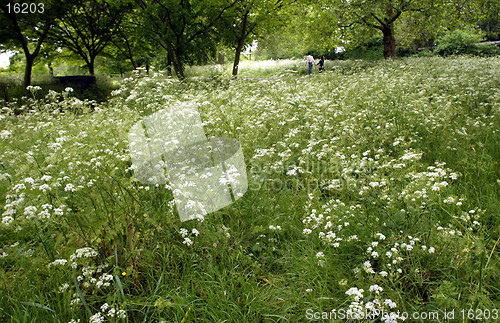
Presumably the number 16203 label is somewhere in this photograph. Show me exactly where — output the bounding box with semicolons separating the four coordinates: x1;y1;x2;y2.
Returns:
7;3;44;14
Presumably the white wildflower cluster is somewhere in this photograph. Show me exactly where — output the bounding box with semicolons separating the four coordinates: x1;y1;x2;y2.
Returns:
88;303;127;322
360;235;436;279
443;196;461;204
89;312;105;323
316;251;325;258
48;259;68;267
400;163;458;206
179;227;200;246
78;266;113;289
302;198;360;248
452;208;483;231
316;251;325;267
219;165;242;186
48;247;120;311
26;85;42;91
221;225;231;238
70;247;98;263
1;176;69;225
435;208;483;238
0;130;12;139
344;286;403;322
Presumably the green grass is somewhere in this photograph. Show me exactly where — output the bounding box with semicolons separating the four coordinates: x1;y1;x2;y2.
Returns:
0;56;499;322
185;59;315;78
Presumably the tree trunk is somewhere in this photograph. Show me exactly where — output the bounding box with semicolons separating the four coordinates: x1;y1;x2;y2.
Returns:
382;25;397;59
24;55;34;88
232;11;249;77
232;43;244;77
174;60;184;79
88;56;96;75
233;11;250;77
172;50;185;79
166;45;185;79
129;56;137;70
123;34;137;69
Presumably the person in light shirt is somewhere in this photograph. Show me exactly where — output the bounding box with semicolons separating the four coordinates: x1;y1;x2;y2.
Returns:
305;52;316;75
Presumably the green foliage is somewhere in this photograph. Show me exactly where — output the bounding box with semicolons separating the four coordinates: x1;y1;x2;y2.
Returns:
254;31;307;59
215;0;291;76
343;35;384;60
133;0;245;78
51;0;129;75
474;43;500;56
435;28;484;56
414;49;435;58
0;0;70;86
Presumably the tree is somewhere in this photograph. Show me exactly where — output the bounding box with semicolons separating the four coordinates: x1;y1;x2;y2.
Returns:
228;5;256;77
476;0;500;40
449;0;500;40
134;0;240;79
329;0;435;58
396;0;499;51
109;25;141;71
108;8;152;71
219;0;291;77
0;0;65;86
52;0;128;75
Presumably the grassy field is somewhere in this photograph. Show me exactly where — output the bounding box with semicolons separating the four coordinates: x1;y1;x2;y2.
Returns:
0;56;499;322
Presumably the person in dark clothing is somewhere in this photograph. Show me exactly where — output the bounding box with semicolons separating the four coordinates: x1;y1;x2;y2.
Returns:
318;56;325;73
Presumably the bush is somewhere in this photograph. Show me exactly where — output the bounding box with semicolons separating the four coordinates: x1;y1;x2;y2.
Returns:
343;36;384;61
0;74;117;104
396;47;419;57
435;29;483;56
415;49;435;58
473;43;500;57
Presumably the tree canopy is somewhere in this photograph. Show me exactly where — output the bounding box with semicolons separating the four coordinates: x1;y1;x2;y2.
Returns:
0;0;498;79
0;0;67;86
51;0;130;75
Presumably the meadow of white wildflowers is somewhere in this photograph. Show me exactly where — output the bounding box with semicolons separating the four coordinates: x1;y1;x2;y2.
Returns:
0;56;499;322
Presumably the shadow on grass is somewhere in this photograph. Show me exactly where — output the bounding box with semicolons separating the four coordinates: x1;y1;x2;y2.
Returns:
0;74;119;104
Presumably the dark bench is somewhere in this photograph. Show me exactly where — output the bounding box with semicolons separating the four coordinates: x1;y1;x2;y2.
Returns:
54;76;96;91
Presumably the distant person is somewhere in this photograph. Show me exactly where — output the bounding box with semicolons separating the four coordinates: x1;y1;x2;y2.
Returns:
305;52;315;75
318;56;325;73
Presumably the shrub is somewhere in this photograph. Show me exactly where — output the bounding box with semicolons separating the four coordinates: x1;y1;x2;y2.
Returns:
415;49;435;57
474;43;500;57
343;36;384;61
435;28;483;56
